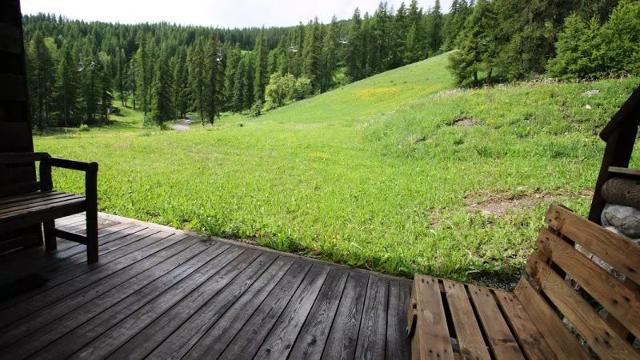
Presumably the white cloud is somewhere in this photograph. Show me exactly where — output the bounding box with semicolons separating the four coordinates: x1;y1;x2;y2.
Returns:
20;0;453;28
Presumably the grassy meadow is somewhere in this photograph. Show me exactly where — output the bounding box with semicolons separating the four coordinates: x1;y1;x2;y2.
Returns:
35;53;640;284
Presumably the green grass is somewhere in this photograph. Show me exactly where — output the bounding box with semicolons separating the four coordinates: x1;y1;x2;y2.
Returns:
34;53;640;284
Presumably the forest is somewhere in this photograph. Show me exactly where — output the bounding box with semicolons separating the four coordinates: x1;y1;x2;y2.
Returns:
22;0;639;130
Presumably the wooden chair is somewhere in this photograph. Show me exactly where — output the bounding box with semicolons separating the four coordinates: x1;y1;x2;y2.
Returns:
0;152;99;263
408;204;640;360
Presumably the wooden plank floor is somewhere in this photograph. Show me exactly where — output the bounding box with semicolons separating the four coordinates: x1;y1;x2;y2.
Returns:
0;213;411;360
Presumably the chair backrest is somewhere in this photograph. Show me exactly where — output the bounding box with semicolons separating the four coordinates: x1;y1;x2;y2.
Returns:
516;204;640;360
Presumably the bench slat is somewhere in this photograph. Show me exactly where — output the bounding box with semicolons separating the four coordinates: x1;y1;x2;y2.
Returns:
442;280;491;360
467;285;525;360
538;229;640;339
0;196;85;220
546;204;640;285
0;193;80;215
412;275;454;360
528;256;640;360
0;191;64;206
513;278;589;359
494;290;556;360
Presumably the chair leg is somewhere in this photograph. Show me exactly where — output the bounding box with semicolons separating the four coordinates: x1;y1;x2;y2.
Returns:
43;220;57;252
86;211;98;264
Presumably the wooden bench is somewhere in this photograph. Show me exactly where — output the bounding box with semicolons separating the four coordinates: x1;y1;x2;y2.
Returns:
0;152;99;263
408;204;640;360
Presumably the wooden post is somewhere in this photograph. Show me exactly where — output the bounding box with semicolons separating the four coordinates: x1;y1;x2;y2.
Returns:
39;155;57;251
85;162;99;264
588;125;638;223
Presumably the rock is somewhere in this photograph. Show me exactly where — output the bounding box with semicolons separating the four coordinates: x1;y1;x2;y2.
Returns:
602;204;640;238
585;104;592;110
584;89;600;97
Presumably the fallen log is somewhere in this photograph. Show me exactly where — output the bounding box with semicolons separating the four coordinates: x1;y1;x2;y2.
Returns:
602;177;640;210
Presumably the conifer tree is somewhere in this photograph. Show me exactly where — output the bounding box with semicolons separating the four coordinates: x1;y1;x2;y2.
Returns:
253;29;268;104
320;16;339;92
302;18;323;91
172;47;190;118
54;43;79;126
151;47;173;125
346;8;364;81
27;32;56;129
203;36;224;124
424;0;443;55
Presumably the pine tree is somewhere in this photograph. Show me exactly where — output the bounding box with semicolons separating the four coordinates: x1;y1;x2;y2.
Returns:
253;29;268;105
449;0;499;85
188;38;206;122
151;47;173;126
346;8;364;81
97;52;113;122
223;45;241;111
79;43;100;124
27;32;56;129
302;18;322;91
404;0;424;63
203;36;224;124
320;16;339;92
54;43;79;126
172;47;190;118
424;0;444;55
114;48;127;107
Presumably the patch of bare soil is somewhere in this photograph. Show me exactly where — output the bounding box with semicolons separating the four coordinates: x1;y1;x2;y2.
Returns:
452;118;478;127
465;189;593;216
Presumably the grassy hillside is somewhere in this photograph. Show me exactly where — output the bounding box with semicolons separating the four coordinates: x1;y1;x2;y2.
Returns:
35;53;639;284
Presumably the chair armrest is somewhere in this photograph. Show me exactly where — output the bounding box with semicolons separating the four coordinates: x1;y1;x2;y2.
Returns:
0;152;50;164
46;157;98;173
39;158;98;197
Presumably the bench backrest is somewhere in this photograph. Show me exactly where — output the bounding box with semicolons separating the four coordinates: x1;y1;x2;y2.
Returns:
515;204;640;360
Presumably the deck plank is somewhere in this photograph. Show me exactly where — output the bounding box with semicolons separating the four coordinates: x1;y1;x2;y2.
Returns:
0;241;215;360
386;280;411;360
321;271;369;360
149;256;294;360
217;262;317;360
26;246;245;360
0;236;199;348
109;251;278;359
354;275;389;360
182;259;306;360
0;214;412;360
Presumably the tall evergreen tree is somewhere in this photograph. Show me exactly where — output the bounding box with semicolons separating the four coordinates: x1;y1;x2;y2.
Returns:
172;47;190;118
320;16;339;92
424;0;444;55
203;36;224;124
302;18;323;91
151;47;173;125
54;43;79;126
346;8;364;81
27;32;56;129
253;29;268;105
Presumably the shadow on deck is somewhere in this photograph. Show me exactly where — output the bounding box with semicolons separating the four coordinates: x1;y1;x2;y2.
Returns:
0;213;411;360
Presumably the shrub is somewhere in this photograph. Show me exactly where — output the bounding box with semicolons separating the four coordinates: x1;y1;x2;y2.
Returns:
547;15;603;79
78;124;90;132
293;77;313;100
598;0;640;76
264;72;296;110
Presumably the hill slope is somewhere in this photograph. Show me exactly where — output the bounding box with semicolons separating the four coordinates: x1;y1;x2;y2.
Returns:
36;53;639;282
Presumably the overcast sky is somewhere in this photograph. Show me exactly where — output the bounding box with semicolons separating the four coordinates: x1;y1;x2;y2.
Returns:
21;0;454;28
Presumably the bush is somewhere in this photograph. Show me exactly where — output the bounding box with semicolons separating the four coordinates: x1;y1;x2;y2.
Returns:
548;0;640;79
547;15;603;79
264;72;296;110
293;77;313;100
78;124;90;132
598;0;640;76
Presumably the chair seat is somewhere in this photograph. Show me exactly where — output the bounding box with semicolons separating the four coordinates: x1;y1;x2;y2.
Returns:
0;191;86;230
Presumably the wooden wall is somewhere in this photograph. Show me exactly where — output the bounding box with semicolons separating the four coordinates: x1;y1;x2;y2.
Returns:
0;0;41;249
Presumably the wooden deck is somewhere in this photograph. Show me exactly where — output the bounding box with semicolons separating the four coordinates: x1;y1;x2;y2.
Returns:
0;213;411;360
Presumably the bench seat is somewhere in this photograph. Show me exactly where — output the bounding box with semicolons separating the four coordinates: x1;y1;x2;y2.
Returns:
409;205;640;360
0;191;85;232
